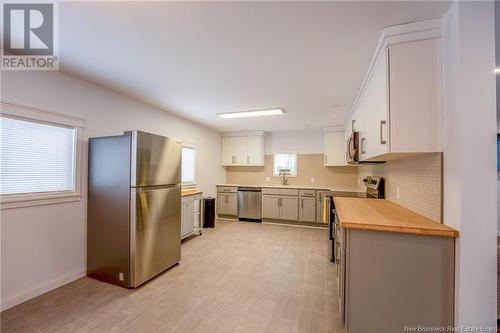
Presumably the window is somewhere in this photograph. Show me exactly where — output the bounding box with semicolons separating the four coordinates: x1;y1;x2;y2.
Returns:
0;116;76;196
181;146;196;185
273;152;297;177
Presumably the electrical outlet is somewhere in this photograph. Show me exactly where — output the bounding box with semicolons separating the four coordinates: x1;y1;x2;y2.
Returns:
119;272;124;281
310;177;315;183
396;187;400;200
265;177;271;182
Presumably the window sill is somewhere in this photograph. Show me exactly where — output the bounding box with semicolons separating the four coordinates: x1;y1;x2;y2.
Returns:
0;192;82;210
181;183;197;189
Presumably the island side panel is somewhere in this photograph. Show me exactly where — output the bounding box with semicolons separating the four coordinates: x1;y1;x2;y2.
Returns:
345;229;454;333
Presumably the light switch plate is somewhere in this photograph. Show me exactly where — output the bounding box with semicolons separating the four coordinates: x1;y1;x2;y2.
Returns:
265;177;271;182
119;272;124;281
310;177;315;183
396;187;400;200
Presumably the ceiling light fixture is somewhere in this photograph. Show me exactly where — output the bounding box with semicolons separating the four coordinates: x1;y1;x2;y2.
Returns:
495;68;500;74
217;108;284;119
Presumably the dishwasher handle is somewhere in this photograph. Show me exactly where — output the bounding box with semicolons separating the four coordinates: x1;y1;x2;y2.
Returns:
238;187;262;192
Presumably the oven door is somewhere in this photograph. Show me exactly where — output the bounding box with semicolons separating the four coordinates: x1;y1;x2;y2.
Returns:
325;196;335;262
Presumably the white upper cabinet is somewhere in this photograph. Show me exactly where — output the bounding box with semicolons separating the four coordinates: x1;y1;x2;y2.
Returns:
324;130;345;166
346;19;443;162
359;50;389;161
221;136;245;165
221;132;265;166
386;38;441;155
246;135;263;166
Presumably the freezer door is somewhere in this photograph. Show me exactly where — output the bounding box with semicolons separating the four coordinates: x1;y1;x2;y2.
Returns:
130;185;181;287
129;131;181;187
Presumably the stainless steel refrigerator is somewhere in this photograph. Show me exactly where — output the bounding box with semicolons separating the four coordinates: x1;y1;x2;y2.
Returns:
87;130;181;288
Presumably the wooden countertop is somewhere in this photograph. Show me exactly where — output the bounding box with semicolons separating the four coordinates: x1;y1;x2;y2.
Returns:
216;184;360;192
334;198;459;238
181;189;202;197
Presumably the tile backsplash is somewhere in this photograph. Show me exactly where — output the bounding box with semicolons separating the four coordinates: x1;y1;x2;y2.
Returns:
359;153;442;222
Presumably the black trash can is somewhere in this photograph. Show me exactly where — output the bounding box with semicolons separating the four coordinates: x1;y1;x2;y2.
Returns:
203;197;216;228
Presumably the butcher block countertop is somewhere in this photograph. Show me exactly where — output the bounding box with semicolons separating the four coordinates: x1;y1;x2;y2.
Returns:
181;188;202;197
334;198;459;238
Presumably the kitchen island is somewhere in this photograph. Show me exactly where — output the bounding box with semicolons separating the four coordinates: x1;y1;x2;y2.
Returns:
333;197;458;333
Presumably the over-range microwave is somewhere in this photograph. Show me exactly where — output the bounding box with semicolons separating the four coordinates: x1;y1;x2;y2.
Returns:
346;131;360;165
346;131;384;165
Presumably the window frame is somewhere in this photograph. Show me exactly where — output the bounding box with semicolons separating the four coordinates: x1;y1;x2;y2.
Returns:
0;100;84;210
181;143;196;188
273;151;298;178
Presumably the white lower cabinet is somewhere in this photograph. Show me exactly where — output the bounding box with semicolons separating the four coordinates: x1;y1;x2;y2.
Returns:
217;193;238;216
181;193;202;239
262;195;280;219
299;197;316;222
280;197;299;221
181;196;194;239
262;194;298;221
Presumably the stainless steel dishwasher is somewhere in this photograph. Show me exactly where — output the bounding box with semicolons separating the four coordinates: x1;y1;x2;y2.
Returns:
237;187;262;222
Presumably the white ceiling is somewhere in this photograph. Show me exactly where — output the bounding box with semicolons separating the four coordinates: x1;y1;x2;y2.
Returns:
59;1;451;132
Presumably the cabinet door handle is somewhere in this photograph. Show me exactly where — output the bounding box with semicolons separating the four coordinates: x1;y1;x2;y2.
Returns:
301;198;303;209
361;138;366;154
380;120;387;144
278;197;281;207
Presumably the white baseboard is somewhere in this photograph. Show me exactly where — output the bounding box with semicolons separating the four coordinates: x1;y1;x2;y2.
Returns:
0;269;86;312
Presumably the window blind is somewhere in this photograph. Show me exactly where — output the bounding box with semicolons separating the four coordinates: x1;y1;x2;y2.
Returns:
0;116;76;196
181;147;195;184
273;153;297;176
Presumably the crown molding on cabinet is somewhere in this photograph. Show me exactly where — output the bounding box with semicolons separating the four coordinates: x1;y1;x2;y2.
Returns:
344;18;443;127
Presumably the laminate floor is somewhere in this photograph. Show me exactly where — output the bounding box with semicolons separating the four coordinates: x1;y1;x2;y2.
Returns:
0;220;343;333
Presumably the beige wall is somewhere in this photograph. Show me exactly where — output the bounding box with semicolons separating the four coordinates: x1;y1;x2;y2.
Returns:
359;153;442;222
226;154;361;191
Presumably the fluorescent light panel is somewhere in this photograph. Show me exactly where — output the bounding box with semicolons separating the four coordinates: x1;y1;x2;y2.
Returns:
495;68;500;73
218;108;284;119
